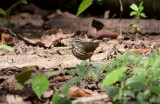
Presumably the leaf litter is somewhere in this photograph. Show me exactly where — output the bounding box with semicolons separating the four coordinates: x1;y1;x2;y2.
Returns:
0;7;160;104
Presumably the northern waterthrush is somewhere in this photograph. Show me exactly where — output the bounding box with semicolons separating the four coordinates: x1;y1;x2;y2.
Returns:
72;39;99;61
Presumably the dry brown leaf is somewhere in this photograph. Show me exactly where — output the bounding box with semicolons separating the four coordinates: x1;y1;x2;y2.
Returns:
41;29;74;47
43;90;54;98
1;33;14;45
96;30;119;39
87;19;119;39
6;94;27;104
69;89;92;97
16;34;37;45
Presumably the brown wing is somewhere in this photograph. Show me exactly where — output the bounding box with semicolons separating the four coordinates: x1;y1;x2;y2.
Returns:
83;42;99;53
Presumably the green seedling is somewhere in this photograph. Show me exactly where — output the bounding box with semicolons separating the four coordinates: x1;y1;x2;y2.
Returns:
67;61;106;88
15;67;59;99
129;1;147;31
0;0;27;28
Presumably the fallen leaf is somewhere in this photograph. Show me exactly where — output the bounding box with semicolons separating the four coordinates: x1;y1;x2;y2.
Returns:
69;89;92;97
43;90;54;98
16;34;37;45
96;30;119;39
87;19;119;39
6;94;26;104
1;33;14;46
41;29;74;47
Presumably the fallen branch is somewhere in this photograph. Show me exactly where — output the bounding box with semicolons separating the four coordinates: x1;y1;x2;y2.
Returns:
48;18;160;34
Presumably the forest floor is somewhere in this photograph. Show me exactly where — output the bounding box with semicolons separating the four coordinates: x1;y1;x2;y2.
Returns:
0;3;160;104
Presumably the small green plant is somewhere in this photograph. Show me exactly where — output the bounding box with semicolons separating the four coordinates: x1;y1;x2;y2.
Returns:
52;76;83;104
102;49;160;103
129;1;147;31
0;0;27;28
14;67;60;99
67;61;106;88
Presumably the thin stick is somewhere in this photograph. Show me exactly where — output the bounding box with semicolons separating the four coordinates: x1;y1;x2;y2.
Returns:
4;28;17;37
118;0;123;39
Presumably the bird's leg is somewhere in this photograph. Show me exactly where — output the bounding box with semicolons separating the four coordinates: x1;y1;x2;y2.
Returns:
86;58;91;70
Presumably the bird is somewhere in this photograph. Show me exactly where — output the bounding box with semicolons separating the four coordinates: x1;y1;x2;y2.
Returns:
72;39;99;61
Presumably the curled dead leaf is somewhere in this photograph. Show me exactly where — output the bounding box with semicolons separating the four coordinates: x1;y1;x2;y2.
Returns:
41;29;74;47
87;19;119;39
1;33;14;46
69;89;92;97
96;30;119;39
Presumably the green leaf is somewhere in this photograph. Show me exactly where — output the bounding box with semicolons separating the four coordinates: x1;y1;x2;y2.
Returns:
139;1;143;10
80;60;87;67
58;96;71;104
126;101;144;104
76;102;83;104
92;63;106;70
6;0;27;16
139;6;144;12
76;64;87;76
104;85;120;98
52;91;59;104
128;82;146;91
15;67;35;85
66;69;77;74
45;71;60;77
31;75;49;99
130;24;138;28
139;13;147;18
137;93;149;104
95;0;104;5
61;83;69;96
20;0;28;4
124;90;135;98
130;4;138;11
2;19;9;25
0;8;6;16
76;0;93;16
61;76;83;95
14;67;35;90
126;74;147;85
0;45;13;51
152;95;160;103
130;11;137;16
101;67;127;89
151;86;160;94
66;76;83;87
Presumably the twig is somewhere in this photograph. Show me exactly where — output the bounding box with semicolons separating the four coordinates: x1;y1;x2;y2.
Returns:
118;0;123;39
4;28;17;37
